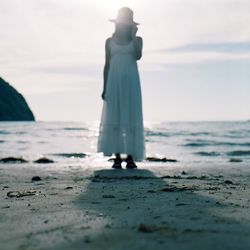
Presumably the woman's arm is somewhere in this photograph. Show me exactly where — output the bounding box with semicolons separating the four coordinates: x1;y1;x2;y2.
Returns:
102;38;111;100
131;26;143;60
132;36;143;60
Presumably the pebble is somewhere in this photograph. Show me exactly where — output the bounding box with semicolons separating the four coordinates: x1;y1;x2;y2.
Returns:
2;205;10;208
0;157;28;163
229;158;243;163
224;180;233;184
7;190;36;198
102;194;115;198
32;176;42;181
33;157;54;163
146;157;178;162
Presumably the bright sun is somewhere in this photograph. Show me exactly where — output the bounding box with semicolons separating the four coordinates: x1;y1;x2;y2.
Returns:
88;0;140;15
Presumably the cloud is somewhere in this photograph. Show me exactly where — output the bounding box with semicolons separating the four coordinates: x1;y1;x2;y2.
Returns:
31;63;100;76
158;41;250;54
143;41;250;70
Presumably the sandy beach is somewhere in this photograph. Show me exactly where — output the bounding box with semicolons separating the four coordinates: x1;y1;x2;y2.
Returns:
0;161;250;250
1;0;249;249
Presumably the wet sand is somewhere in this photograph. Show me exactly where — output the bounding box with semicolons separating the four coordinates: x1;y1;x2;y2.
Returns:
0;162;250;250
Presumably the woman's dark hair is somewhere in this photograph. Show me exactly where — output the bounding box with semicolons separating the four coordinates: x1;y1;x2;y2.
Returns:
112;23;133;40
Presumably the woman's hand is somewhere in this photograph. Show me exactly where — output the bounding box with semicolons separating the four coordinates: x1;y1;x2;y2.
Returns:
131;25;138;38
101;91;106;101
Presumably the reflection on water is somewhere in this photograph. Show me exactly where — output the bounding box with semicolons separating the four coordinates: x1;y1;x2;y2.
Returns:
0;121;250;165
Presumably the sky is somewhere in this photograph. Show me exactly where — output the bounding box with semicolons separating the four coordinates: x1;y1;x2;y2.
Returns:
1;0;250;122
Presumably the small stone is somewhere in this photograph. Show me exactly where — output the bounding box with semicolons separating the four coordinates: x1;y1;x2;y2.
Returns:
2;205;10;208
102;194;115;198
7;190;36;198
176;203;188;206
186;176;198;179
7;191;21;197
229;158;243;163
137;223;173;233
138;223;155;233
33;157;54;163
0;157;28;163
49;192;58;195
147;190;156;193
31;176;41;181
146;157;177;162
201;175;208;179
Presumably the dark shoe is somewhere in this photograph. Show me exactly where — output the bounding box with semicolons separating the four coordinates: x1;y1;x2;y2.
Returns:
125;159;137;169
112;158;122;169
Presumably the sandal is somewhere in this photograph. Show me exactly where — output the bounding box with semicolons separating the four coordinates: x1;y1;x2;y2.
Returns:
125;158;137;169
112;158;122;169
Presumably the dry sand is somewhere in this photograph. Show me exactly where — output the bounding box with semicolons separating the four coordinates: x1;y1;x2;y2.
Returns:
0;162;250;250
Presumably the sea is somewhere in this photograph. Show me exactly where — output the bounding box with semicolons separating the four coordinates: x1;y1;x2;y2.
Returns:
0;121;250;166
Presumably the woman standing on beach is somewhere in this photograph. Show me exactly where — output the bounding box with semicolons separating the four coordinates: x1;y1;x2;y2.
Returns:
97;7;145;169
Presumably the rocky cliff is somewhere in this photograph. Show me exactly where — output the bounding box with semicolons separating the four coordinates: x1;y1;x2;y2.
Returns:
0;77;35;121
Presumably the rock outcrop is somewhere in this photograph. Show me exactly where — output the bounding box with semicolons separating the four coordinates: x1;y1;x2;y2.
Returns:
0;77;35;121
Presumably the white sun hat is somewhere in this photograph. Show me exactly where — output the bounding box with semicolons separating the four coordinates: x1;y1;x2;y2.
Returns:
109;7;140;26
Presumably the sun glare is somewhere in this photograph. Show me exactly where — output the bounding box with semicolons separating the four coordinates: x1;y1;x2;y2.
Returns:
88;0;141;15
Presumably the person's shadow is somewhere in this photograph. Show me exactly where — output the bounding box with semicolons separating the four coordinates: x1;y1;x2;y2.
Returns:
61;168;250;249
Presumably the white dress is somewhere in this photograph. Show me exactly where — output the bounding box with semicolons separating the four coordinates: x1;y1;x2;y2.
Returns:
97;37;145;161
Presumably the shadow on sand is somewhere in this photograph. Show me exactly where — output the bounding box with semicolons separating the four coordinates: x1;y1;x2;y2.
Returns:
58;168;250;250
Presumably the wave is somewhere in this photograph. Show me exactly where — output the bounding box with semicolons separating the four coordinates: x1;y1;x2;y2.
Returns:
63;127;88;131
223;130;250;138
184;142;212;147
189;132;214;136
46;127;88;132
194;151;220;156
14;131;27;135
52;153;87;158
0;130;9;135
0;131;27;135
227;150;250;156
227;129;250;134
17;141;29;144
145;130;216;137
183;140;250;147
145;131;171;137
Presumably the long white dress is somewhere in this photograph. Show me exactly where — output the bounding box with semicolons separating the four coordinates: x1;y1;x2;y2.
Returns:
97;37;145;161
